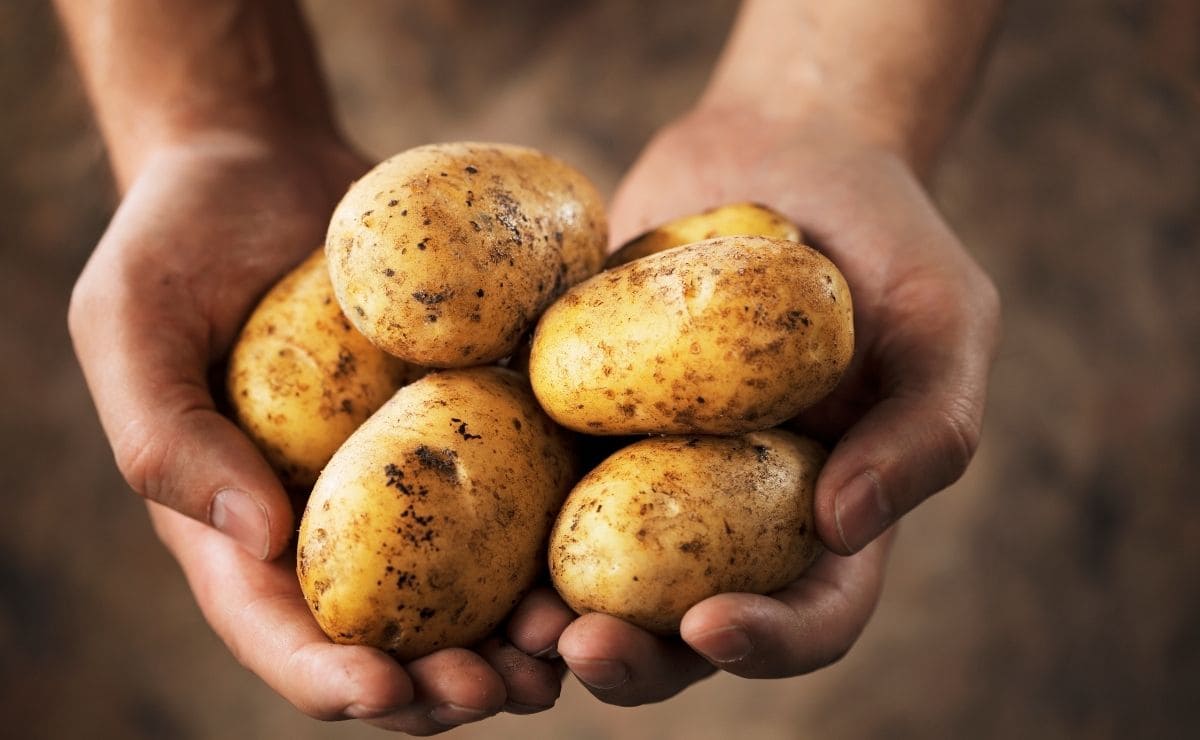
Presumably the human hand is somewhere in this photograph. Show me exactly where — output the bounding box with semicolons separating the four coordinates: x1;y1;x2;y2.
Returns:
531;102;999;704
69;130;567;731
609;106;1001;556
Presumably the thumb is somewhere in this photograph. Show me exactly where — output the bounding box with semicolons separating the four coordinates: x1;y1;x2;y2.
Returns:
70;280;294;560
812;295;998;555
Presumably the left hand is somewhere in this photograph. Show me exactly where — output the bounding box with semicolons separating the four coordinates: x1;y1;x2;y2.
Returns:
511;96;998;702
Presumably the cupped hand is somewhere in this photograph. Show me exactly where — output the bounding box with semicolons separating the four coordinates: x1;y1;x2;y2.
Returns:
70;130;568;731
530;103;1000;705
609;106;1001;556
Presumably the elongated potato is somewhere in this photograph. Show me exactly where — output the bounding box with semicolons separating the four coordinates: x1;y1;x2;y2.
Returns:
227;249;422;491
606;202;801;269
326;142;608;367
529;236;854;435
549;430;825;633
297;367;577;661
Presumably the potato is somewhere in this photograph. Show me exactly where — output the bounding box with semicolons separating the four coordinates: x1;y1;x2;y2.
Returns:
325;142;608;368
606;202;801;269
549;430;824;633
529;236;854;435
227;249;422;491
297;367;577;661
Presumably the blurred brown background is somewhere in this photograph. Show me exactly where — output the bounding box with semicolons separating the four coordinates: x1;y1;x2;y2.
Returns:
2;0;1198;738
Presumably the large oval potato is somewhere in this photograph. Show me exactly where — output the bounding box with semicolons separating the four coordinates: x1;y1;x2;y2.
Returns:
606;202;801;269
529;236;854;435
297;367;577;661
326;142;608;367
227;249;422;491
549;430;825;633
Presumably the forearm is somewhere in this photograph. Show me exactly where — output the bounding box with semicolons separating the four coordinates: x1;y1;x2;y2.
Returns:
702;0;1004;172
54;0;337;186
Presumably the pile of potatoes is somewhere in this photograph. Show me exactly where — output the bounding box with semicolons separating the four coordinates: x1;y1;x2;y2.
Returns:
227;142;854;661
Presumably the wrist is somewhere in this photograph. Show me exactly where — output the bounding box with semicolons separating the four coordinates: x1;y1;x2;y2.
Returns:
113;116;359;194
686;94;922;174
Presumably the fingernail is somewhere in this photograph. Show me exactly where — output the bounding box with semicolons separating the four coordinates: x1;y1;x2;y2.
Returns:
690;626;753;663
210;489;269;560
834;472;892;553
504;701;555;715
567;658;628;690
429;703;491;725
345;703;400;719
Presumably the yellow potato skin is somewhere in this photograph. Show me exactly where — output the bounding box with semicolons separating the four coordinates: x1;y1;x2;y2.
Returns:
549;430;825;634
326;142;608;367
227;249;422;491
297;367;577;662
606;202;801;269
529;236;854;435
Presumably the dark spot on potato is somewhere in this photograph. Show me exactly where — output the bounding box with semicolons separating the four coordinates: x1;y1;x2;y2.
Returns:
476;288;485;298
417;238;429;250
381;621;399;642
753;444;770;462
354;305;366;317
464;165;478;174
451;420;482;440
384;463;414;495
512;418;522;430
333;350;355;378
401;209;408;216
679;539;705;555
411;290;449;305
383;267;396;277
388;199;399;207
414;445;459;480
339;399;353;414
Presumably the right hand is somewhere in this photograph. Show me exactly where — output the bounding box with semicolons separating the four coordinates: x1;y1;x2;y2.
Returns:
69;129;567;731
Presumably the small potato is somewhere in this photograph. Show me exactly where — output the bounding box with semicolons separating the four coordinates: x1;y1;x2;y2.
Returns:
227;249;422;491
549;430;825;634
326;142;608;367
606;202;801;269
529;236;854;435
297;367;577;661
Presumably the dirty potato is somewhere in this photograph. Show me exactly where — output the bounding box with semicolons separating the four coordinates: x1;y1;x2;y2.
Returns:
549;430;825;633
325;142;608;367
297;367;577;661
529;236;854;435
606;202;801;269
227;249;422;491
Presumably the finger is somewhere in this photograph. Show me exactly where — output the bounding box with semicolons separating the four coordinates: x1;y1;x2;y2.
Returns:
505;585;576;658
150;503;413;719
364;648;507;734
812;279;1000;554
557;613;715;706
476;638;564;714
681;533;892;678
70;264;293;559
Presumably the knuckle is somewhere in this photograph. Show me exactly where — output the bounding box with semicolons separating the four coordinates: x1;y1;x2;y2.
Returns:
937;399;982;483
112;421;172;503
